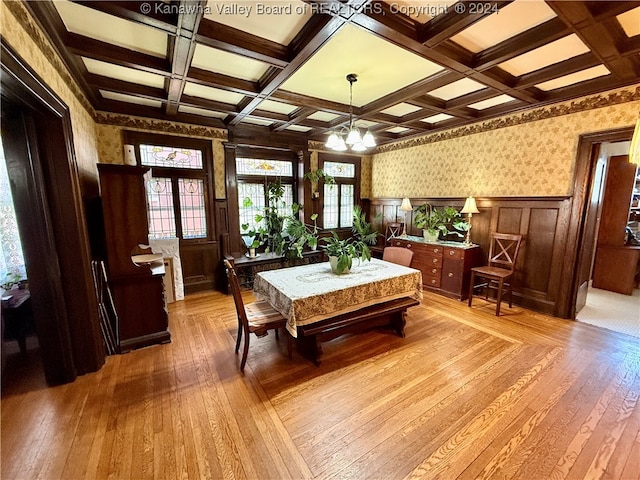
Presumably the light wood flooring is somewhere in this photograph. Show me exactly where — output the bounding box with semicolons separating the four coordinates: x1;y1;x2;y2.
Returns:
2;290;639;479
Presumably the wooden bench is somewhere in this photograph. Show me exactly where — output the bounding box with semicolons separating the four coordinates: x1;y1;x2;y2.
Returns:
296;296;420;365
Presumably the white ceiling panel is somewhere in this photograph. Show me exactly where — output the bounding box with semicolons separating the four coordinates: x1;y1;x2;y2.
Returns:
468;94;516;110
183;83;245;105
192;44;270;81
100;91;162;108
82;57;165;88
54;0;167;57
536;65;611;91
204;0;312;44
617;7;640;37
499;34;590;76
280;24;444;106
381;103;423;117
178;105;227;118
428;78;485;100
421;113;454;123
452;0;556;53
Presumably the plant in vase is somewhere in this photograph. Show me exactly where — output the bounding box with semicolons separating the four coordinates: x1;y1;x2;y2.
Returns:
414;204;465;242
323;232;358;274
414;203;447;241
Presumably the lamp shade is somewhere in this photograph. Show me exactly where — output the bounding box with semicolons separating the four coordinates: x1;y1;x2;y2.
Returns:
460;196;479;214
399;197;413;212
630;117;640;166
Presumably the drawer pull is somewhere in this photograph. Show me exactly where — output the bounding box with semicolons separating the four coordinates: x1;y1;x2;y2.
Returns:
431;268;437;274
407;244;412;248
448;272;454;277
431;279;436;284
434;248;439;253
433;258;438;263
449;251;455;256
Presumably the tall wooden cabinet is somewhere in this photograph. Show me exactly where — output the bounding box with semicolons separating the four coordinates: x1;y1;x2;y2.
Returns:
98;164;170;352
592;155;640;295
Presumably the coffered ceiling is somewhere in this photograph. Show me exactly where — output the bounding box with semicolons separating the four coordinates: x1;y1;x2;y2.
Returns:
27;0;640;148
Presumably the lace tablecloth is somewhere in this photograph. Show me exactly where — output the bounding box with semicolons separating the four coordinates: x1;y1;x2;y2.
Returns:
253;258;423;337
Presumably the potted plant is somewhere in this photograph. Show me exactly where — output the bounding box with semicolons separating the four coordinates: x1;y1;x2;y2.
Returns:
303;168;335;198
323;232;358;274
414;203;447;242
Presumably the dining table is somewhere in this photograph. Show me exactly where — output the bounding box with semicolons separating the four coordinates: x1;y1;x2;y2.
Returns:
252;258;423;364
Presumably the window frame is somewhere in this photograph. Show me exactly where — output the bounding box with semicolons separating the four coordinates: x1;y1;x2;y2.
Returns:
318;153;361;231
235;147;299;235
123;131;215;243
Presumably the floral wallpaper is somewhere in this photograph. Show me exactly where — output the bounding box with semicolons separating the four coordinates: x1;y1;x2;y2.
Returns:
1;0;100;187
94;115;228;198
372;86;640;198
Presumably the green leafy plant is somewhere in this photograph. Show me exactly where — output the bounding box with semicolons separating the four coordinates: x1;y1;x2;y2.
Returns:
414;204;464;240
303;168;336;187
1;272;25;291
322;232;358;274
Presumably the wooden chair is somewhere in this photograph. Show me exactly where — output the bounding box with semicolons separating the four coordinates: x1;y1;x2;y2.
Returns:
468;233;523;316
386;222;403;242
382;246;414;267
223;259;291;372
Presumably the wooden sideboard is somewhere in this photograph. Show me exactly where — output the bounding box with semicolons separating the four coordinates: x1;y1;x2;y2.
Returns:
389;236;482;300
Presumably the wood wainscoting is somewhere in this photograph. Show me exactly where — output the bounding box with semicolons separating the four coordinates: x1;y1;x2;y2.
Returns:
369;197;572;317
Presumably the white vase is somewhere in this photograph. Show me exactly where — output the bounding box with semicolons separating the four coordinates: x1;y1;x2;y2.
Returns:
329;256;350;274
423;229;439;242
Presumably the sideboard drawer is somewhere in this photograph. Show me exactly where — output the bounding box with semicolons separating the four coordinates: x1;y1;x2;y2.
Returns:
444;247;464;261
423;274;441;288
414;255;442;268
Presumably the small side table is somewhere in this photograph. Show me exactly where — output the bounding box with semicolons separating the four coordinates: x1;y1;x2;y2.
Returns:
1;288;33;354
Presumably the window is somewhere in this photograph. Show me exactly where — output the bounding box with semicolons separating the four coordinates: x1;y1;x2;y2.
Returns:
320;156;360;229
124;132;213;242
236;157;296;234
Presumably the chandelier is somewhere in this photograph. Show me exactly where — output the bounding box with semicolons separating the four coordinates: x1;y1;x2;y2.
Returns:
325;73;376;152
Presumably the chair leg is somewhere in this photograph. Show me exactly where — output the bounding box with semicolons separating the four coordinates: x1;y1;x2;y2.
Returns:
235;316;242;354
496;279;504;316
508;283;513;308
240;326;250;372
468;271;475;307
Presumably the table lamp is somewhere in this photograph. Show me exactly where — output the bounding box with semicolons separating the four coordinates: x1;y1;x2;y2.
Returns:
399;197;413;237
460;196;479;245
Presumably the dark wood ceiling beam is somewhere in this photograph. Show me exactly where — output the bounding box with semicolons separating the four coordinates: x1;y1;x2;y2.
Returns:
468;70;541;103
186;67;259;96
272;107;317;132
419;1;514;47
165;0;207;115
180;94;240;115
70;1;179;33
545;1;640;80
196;18;290;67
446;88;499;109
473;18;571;71
66;33;171;76
271;90;350;115
540;74;638;102
514;52;601;89
361;71;464;114
621;35;640;58
87;73;166;100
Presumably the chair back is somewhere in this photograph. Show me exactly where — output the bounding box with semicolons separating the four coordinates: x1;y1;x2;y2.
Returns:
487;233;523;273
383;246;414;267
223;259;248;325
386;222;403;242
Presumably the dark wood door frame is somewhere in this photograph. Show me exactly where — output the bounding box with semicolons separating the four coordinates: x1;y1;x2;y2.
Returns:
561;126;635;320
1;40;104;385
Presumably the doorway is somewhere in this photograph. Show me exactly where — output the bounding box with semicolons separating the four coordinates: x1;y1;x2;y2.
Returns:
567;128;637;338
1;40;105;386
574;140;640;337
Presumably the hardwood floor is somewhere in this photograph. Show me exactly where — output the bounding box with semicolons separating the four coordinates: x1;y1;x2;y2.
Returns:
2;290;639;479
